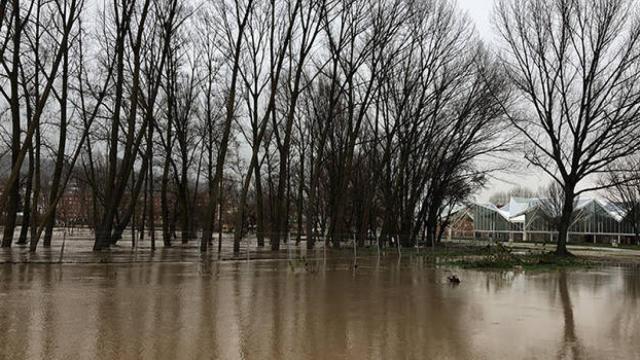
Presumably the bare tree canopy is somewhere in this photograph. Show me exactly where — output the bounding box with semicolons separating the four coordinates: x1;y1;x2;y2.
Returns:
602;156;640;245
495;0;640;255
11;0;640;257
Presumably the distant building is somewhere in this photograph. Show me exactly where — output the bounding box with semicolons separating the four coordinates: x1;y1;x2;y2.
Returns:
58;187;91;225
447;196;637;245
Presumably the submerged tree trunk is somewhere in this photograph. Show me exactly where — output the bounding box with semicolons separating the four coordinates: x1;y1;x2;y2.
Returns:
633;207;640;246
179;180;190;244
296;146;304;246
255;165;265;247
44;41;70;248
111;157;150;244
2;0;22;248
17;144;34;245
29;111;42;252
305;148;315;250
201;0;254;252
148;154;156;250
161;151;172;247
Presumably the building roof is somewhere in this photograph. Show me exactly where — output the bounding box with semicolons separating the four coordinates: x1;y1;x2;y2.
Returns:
473;196;627;224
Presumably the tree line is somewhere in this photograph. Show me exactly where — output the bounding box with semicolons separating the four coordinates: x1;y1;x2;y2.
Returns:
2;0;640;256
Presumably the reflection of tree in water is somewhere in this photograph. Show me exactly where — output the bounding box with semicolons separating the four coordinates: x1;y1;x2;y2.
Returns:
622;268;640;304
557;271;584;360
223;258;476;359
483;270;517;293
609;268;640;348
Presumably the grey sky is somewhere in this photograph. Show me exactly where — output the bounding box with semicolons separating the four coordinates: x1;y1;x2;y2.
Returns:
455;0;604;203
458;0;494;39
456;0;559;201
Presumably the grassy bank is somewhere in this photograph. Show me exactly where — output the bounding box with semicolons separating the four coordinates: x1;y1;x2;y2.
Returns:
442;252;595;270
405;242;598;270
280;241;631;271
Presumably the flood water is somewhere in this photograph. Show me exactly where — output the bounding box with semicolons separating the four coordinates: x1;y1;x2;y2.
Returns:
1;257;639;359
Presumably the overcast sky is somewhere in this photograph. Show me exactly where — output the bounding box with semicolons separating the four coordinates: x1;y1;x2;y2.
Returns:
455;0;563;201
458;0;494;39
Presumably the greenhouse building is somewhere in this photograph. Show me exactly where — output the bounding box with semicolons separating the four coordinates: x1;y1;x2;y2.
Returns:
447;196;637;245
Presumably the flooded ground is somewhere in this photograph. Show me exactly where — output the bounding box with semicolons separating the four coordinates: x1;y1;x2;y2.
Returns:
0;229;332;264
1;256;639;359
3;228;640;265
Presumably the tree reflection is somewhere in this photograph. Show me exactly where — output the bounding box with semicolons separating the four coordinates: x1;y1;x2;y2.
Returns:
3;262;640;359
557;271;583;359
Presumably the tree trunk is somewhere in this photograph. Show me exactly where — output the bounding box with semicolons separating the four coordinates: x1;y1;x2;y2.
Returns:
328;194;346;249
28;112;42;252
633;209;639;246
44;42;69;248
556;187;576;256
2;0;22;248
255;165;265;247
111;157;150;244
140;175;147;241
148;158;156;250
305;149;315;250
296;148;304;246
179;181;190;244
233;168;255;253
17;144;34;245
161;152;172;247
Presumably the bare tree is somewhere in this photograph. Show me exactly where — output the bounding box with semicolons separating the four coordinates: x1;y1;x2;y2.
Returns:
374;0;509;248
0;0;29;247
496;0;640;255
262;0;321;251
318;0;406;249
83;0;184;250
537;182;588;240
0;0;83;247
194;7;225;247
201;0;254;252
227;0;304;253
603;157;640;245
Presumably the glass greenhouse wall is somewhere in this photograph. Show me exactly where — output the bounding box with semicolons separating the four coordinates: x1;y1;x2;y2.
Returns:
451;198;640;244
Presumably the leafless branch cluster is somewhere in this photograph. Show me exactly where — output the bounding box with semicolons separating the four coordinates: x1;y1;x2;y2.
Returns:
496;0;640;254
4;0;638;256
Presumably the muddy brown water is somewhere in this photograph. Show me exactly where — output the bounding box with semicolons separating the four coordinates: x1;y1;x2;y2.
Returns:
1;256;639;360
